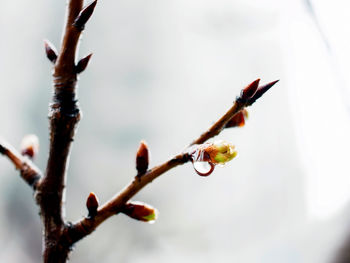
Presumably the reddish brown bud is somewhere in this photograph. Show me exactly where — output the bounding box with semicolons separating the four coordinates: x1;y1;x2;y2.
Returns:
239;79;260;102
225;109;248;128
136;140;150;176
247;80;279;106
0;144;5;154
86;192;99;218
73;0;98;31
123;201;158;223
44;39;58;63
76;53;93;74
20;134;39;159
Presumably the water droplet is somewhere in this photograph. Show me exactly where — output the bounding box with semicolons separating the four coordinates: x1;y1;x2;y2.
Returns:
193;161;215;176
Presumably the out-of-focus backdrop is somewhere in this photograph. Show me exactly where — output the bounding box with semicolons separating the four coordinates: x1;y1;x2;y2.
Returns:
0;0;350;262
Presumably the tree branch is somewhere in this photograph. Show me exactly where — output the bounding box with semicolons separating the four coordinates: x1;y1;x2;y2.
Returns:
65;79;278;245
0;0;278;260
34;0;97;262
0;139;42;189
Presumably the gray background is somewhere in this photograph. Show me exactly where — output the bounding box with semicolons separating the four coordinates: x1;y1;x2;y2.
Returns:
0;0;349;262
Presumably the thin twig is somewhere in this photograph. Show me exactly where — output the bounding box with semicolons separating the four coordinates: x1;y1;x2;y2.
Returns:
0;139;42;189
65;79;278;245
191;100;244;145
0;0;277;260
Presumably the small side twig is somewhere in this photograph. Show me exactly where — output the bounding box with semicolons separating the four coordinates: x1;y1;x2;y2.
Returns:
0;0;278;260
0;139;42;189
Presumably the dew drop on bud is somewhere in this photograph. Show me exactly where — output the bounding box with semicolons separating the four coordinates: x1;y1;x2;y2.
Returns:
193;161;215;176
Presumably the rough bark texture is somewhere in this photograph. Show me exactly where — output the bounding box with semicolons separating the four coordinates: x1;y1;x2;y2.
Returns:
36;0;85;261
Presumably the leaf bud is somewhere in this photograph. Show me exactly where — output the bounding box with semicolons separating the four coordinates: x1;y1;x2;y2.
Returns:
225;109;248;128
136;140;150;176
239;79;260;102
20;134;39;159
123;201;158;223
86;192;99;218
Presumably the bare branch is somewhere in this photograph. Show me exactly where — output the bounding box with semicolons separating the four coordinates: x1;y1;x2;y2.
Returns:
0;139;42;189
65;79;278;245
65;153;190;244
192;80;278;145
35;0;97;261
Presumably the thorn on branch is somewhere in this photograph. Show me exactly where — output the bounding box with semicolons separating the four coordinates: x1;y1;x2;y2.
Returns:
86;192;99;218
122;201;158;223
73;0;98;31
246;80;279;106
20;134;39;159
76;53;93;74
136;140;150;177
44;40;58;64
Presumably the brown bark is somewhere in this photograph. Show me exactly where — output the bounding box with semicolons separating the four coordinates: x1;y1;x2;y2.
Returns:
0;1;277;262
35;0;94;261
0;140;42;188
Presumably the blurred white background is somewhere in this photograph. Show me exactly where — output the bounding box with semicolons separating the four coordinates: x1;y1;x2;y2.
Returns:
0;0;350;262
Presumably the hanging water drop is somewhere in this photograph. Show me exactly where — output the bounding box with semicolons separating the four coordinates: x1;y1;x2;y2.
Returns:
193;161;215;176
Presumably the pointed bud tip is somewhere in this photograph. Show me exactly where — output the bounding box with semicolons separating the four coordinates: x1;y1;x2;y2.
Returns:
246;79;279;106
73;0;98;31
262;79;279;90
240;78;260;101
252;78;260;84
87;192;99;206
76;53;93;74
20;134;39;159
43;39;58;63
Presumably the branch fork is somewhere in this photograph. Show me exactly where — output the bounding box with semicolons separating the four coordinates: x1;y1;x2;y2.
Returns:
0;0;278;261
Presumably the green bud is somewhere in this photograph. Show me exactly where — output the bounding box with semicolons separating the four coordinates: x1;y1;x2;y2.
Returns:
211;141;237;164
